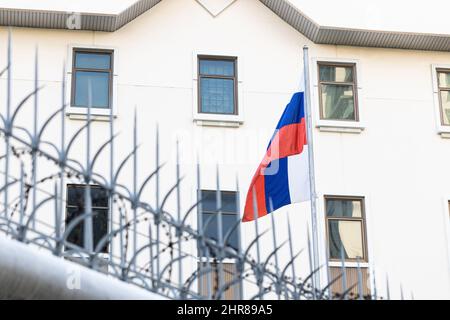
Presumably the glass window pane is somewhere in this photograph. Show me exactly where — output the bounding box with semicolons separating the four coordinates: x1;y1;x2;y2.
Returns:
201;191;238;213
200;59;234;76
91;187;109;207
200;78;235;114
66;206;83;248
440;91;450;125
438;71;450;88
75;52;111;69
326;199;362;218
202;213;239;257
328;220;364;260
321;84;355;120
74;71;110;108
320;65;353;82
66;185;109;253
93;208;108;252
67;186;84;207
68;185;108;207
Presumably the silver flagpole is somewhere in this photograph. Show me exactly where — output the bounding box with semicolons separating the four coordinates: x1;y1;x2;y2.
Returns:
302;45;321;293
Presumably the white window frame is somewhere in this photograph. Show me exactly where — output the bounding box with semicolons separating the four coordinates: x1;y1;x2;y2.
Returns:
66;44;119;120
192;50;244;126
431;64;450;137
311;57;365;133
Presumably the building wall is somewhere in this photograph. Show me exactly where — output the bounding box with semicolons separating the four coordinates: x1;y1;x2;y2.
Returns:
0;0;449;299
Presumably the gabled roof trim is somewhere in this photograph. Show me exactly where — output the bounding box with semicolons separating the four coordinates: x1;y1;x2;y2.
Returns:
0;0;449;51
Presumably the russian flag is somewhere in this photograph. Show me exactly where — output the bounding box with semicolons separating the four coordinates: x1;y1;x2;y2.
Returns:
242;92;310;222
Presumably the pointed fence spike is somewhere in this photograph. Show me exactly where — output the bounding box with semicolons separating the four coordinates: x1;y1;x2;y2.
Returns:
386;274;391;300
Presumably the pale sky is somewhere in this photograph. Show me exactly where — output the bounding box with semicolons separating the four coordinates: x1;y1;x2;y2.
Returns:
0;0;448;34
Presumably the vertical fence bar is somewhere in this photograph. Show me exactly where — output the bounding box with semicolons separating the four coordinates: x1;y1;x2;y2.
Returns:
268;199;281;300
4;30;11;220
176;139;183;296
287;215;298;300
386;275;391;300
155;125;161;290
340;245;347;300
235;175;243;300
215;165;224;300
83;83;93;253
252;188;263;300
196;157;204;297
306;224;316;299
19;163;24;231
133;108;138;272
357;257;363;300
108;83;115;264
31;46;38;229
58;63;66;256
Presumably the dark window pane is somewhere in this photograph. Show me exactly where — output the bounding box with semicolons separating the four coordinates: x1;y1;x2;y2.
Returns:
200;59;234;76
91;187;109;207
75;52;110;69
67;186;85;207
66;206;83;249
93;208;108;252
202;213;239;257
328;220;363;260
326;199;362;218
201;191;237;213
320;84;355;120
74;71;110;108
200;78;234;114
319;65;353;82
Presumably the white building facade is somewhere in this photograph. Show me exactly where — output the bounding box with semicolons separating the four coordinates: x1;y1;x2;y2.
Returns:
0;0;449;300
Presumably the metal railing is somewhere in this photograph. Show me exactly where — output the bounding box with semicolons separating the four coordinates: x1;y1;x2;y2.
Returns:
0;31;388;300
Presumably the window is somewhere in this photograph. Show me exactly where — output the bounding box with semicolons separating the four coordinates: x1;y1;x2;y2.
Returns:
325;196;370;298
198;190;241;299
318;63;358;121
437;69;450;125
325;196;367;261
199;190;240;258
65;184;109;253
198;56;237;115
71;49;113;109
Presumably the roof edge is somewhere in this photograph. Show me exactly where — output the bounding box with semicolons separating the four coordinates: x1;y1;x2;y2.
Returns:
0;0;449;51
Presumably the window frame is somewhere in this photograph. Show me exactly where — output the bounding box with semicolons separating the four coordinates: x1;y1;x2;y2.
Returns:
324;195;368;263
436;68;450;126
431;64;450;136
70;48;114;110
198;189;240;261
317;61;359;122
197;55;238;116
65;183;110;253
